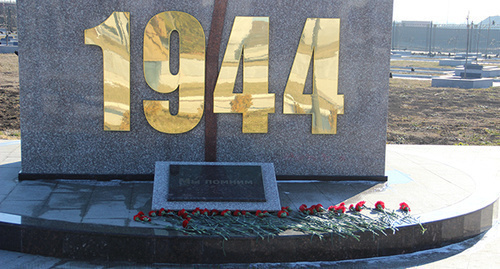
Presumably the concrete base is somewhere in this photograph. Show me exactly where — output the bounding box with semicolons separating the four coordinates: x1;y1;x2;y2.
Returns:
431;76;494;89
0;45;18;53
391;50;413;56
439;59;466;67
454;66;500;78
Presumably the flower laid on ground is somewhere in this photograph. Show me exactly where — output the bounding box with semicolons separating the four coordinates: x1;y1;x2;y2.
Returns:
355;201;366;212
148;210;158;217
232;210;242;216
178;209;186;217
178;209;189;219
255;210;265;218
375;201;385;211
132;201;422;240
329;202;346;214
133;212;143;221
157;208;167;216
299;204;324;215
210;209;219;216
220;209;231;216
399;202;411;212
192;207;202;215
277;210;289;218
133;211;151;222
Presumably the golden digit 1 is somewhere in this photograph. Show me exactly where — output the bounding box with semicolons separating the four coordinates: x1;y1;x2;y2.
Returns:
213;17;275;133
143;11;205;134
284;18;344;134
84;12;131;131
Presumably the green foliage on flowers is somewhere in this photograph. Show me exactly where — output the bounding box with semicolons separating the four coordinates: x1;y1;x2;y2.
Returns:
134;203;425;241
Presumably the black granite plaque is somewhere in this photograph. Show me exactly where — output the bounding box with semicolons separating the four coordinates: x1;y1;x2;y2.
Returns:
167;164;266;202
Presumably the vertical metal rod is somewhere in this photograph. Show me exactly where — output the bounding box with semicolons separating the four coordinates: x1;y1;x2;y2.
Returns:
204;0;229;162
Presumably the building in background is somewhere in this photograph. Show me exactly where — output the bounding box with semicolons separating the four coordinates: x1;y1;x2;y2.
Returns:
392;16;500;55
0;0;17;32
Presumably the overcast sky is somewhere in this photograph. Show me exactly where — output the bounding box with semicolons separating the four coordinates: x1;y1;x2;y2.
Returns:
393;0;500;24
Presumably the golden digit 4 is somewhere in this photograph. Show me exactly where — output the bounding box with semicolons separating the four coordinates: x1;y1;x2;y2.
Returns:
213;16;275;133
284;18;343;134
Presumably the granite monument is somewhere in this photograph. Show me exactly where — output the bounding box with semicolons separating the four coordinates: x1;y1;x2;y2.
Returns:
18;0;392;180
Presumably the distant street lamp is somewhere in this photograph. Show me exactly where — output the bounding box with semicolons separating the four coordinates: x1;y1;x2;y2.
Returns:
486;17;491;57
464;15;471;79
476;23;481;61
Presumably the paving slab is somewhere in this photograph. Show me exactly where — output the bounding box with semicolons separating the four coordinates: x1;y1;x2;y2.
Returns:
38;209;84;222
47;192;91;209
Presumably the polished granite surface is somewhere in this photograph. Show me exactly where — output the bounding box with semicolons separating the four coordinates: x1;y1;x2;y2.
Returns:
0;140;499;227
1;140;500;265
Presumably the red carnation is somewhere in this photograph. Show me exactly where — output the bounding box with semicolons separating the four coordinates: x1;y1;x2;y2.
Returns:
178;209;186;217
139;215;151;222
315;204;324;212
210;209;219;216
299;204;308;212
349;204;355;211
137;211;145;216
133;214;142;221
148;210;157;217
192;207;201;215
328;205;335;211
399;202;411;212
241;210;247;216
355;201;366;212
333;203;346;214
233;210;242;216
375;201;385;211
255;210;265;218
281;206;291;212
221;209;231;216
158;208;166;216
182;219;190;228
278;210;289;218
338;205;346;214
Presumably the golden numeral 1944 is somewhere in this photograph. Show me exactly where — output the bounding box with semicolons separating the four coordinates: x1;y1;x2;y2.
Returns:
85;11;343;134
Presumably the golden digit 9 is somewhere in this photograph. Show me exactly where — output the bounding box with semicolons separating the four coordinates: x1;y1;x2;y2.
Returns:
143;11;205;134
